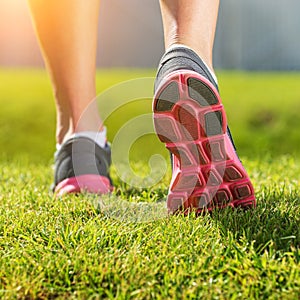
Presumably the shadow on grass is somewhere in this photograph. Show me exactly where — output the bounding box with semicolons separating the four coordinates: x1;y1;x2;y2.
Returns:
211;191;300;252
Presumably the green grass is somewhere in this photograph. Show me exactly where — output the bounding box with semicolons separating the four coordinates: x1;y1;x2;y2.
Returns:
0;69;299;299
2;69;300;161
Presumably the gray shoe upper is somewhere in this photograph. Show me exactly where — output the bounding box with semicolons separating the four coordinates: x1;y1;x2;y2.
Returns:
155;46;218;92
54;136;112;188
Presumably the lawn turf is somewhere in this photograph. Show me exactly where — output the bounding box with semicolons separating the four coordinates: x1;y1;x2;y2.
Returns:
0;69;299;299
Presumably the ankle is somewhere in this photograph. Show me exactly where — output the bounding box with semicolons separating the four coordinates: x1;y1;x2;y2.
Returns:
56;127;107;149
165;42;214;70
56;126;73;145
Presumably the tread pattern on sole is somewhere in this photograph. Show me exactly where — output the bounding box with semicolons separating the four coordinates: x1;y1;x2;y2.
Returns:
153;71;256;213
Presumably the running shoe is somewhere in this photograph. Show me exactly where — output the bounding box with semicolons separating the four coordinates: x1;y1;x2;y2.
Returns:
53;136;113;196
153;46;256;213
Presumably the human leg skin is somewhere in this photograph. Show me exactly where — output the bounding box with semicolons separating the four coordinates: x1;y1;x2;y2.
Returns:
27;0;101;144
154;0;256;213
28;0;113;195
159;0;219;71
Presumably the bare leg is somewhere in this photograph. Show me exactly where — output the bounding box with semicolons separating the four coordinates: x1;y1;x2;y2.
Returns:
28;0;101;144
159;0;219;71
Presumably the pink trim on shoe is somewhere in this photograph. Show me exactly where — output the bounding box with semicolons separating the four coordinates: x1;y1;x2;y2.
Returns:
54;174;113;196
153;70;256;214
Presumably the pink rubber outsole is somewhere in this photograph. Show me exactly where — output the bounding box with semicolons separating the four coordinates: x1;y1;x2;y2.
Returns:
54;174;113;197
153;70;256;213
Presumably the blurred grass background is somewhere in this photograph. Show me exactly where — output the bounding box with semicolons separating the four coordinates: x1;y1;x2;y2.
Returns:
1;69;300;163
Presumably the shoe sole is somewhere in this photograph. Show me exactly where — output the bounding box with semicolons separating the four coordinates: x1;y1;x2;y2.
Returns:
54;174;113;197
153;70;256;214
